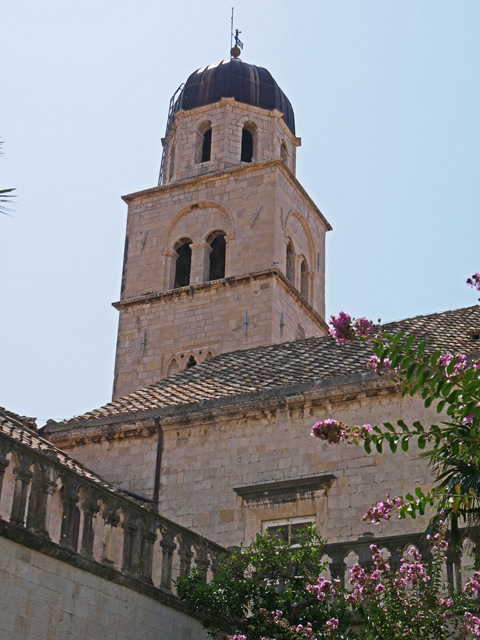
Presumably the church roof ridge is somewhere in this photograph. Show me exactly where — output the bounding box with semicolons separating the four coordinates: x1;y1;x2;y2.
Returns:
46;304;480;427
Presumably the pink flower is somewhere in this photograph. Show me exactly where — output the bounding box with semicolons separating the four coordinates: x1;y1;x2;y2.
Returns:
324;618;339;636
354;317;374;338
306;577;336;602
363;496;402;524
311;419;348;444
464;571;480;596
329;311;355;344
466;273;480;291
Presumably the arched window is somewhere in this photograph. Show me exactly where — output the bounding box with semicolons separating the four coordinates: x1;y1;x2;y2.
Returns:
280;141;288;164
186;355;197;369
167;358;179;377
241;122;257;162
174;239;192;288
286;240;295;283
207;231;226;281
300;258;309;301
196;122;212;164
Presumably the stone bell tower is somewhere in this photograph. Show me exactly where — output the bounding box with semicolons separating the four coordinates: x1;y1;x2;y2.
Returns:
112;55;332;399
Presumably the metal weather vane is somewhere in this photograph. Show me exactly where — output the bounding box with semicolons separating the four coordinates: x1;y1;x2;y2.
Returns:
230;8;243;58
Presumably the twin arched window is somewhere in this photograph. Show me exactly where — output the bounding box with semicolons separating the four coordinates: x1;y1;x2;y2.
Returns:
195;121;257;165
285;239;310;302
172;231;226;289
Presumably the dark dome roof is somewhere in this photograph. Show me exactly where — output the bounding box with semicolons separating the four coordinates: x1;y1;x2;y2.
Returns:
178;58;295;135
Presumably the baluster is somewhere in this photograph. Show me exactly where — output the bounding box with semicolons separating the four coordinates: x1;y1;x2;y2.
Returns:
139;517;157;584
102;503;120;565
122;511;139;576
59;477;80;550
10;452;33;526
209;548;223;578
329;554;347;588
80;490;100;559
160;527;177;591
194;541;210;580
26;464;51;536
0;441;12;506
178;534;194;578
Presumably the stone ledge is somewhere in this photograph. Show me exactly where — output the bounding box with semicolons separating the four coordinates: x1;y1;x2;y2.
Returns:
112;267;328;333
233;474;336;502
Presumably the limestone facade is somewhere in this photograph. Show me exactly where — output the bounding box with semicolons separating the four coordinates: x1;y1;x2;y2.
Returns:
46;376;438;548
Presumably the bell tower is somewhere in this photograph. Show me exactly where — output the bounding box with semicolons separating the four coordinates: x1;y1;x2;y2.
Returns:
112;56;331;399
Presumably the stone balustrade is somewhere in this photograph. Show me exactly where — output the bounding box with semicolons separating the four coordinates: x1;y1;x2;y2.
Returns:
0;428;475;604
0;430;226;598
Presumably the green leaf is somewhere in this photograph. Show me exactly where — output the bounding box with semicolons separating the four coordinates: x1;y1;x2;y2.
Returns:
405;334;416;351
401;437;410;452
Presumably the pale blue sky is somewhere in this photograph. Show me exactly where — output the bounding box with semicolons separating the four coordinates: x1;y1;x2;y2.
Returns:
2;1;479;424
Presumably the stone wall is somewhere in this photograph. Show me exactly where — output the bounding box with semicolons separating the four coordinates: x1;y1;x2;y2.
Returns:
113;270;327;396
0;535;207;640
163;98;300;184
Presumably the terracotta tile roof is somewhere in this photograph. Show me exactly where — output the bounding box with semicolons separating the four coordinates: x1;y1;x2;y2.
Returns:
54;305;480;425
0;407;114;490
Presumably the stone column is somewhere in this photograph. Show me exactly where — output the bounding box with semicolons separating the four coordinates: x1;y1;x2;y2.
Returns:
10;454;33;526
161;248;178;290
160;528;177;591
59;478;80;550
80;491;100;559
102;504;120;566
178;534;194;578
0;441;12;505
122;512;139;576
139;519;157;584
190;242;212;285
294;255;303;291
194;541;210;580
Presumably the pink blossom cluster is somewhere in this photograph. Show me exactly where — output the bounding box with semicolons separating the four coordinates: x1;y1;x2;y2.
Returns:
366;355;394;374
351;423;373;438
311;419;348;444
294;622;316;638
464;571;480;596
347;550;390;603
438;351;468;375
459;612;480;638
394;548;428;588
324;618;339;636
306;576;336;602
329;312;373;344
427;532;448;553
363;495;402;524
227;636;247;640
467;273;480;291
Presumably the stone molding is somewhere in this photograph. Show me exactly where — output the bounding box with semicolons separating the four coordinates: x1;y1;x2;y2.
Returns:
233;474;335;502
121;158;332;232
112;267;328;332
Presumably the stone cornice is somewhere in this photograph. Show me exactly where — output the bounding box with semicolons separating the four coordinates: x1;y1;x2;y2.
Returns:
234;474;336;502
121;158;332;232
42;372;398;446
112;268;329;334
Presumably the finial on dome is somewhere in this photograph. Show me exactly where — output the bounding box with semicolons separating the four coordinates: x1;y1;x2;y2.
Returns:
230;8;243;58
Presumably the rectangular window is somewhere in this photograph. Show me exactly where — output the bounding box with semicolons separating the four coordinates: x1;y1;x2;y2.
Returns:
262;517;315;546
